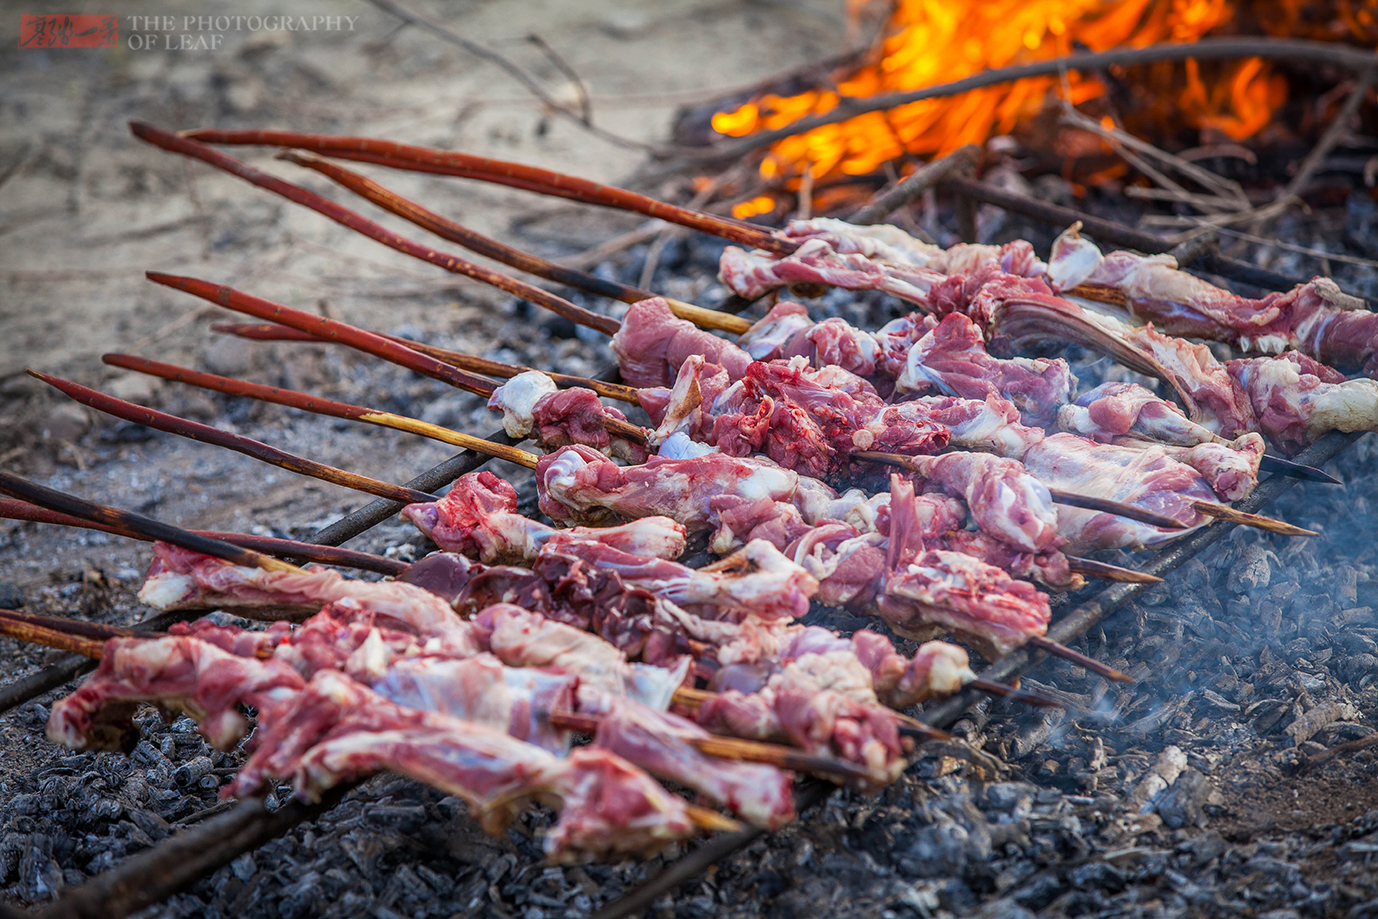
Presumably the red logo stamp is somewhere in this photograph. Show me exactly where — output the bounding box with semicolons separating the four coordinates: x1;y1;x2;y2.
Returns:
19;14;118;48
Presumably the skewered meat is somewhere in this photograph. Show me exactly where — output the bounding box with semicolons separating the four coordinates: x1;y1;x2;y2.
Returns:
487;371;648;462
1020;433;1214;552
48;633;306;752
894;313;1072;425
229;670;699;862
402;470;818;620
1227;351;1378;454
612;296;752;388
1048;225;1378;374
401;469;687;565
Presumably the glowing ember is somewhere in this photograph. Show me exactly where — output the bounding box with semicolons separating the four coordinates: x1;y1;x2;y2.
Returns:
714;0;1376;212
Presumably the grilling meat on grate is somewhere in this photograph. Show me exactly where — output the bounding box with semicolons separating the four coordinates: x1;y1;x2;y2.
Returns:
708;218;1378;451
131;542;929;777
403;467;1053;658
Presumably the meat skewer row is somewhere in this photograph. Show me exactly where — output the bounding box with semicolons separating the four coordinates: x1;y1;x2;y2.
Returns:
712;226;1378;458
97;351;1198;572
0;471;963;760
122;272;1298;554
125;123;1328;490
159;123;1376;450
0;472;952;793
209;313;1333;490
0;612;742;858
0;493;1058;720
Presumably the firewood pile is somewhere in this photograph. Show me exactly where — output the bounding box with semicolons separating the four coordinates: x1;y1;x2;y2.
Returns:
2;3;1378;918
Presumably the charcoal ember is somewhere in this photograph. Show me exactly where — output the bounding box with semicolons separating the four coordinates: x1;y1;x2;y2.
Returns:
1286;702;1359;746
172;756;213;788
18;834;63;902
1226;541;1275;595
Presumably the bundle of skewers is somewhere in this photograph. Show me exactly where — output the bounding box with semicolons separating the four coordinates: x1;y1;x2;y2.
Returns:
3;120;1373;862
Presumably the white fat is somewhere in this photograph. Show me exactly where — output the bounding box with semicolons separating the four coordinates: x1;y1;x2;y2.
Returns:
895;349;953;396
1308;379;1378;438
933;652;975;695
137;572;196;610
1045;223;1104;291
345;628;391;681
657;431;719;460
736;462;798;501
790;476;842;523
487;371;559;438
1236;334;1290;355
627;657;692;711
844;493;890;534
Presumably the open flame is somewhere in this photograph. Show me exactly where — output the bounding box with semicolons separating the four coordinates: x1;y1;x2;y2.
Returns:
713;0;1377;211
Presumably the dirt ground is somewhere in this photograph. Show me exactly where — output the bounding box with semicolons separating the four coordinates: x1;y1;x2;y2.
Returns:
0;0;840;388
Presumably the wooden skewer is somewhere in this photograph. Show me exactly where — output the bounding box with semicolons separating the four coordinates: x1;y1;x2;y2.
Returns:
29;371;439;506
0;470;302;574
0;609;108;659
101;355;543;471
142;272;648;448
1257;455;1341;485
852;449;1189;531
547;711;887;785
683;805;744;834
1065;556;1162;584
0;498;406;576
1044;488;1190;531
1027;635;1132;682
0;608;142;639
175;126;794;255
1192;501;1318;536
131;122;624;338
211;322;644;403
279;150;752;335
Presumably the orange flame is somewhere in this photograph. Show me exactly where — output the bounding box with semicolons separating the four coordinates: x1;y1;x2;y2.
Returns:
716;0;1376;212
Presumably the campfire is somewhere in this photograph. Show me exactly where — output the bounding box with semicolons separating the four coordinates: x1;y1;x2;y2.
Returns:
1;9;1377;919
701;0;1378;216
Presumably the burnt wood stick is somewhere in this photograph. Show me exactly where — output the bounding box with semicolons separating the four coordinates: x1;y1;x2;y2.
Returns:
30;371;439;506
210;322;643;403
1257;455;1341;485
849;144;982;225
143;272;648;447
101;354;544;470
0;498;406;575
0;469;303;574
177;126;794;255
279;151;752;335
1043;488;1189;530
965;678;1062;708
1026;636;1131;682
129;122;622;336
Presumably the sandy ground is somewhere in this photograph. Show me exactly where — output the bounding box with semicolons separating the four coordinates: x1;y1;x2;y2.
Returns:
0;0;839;388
